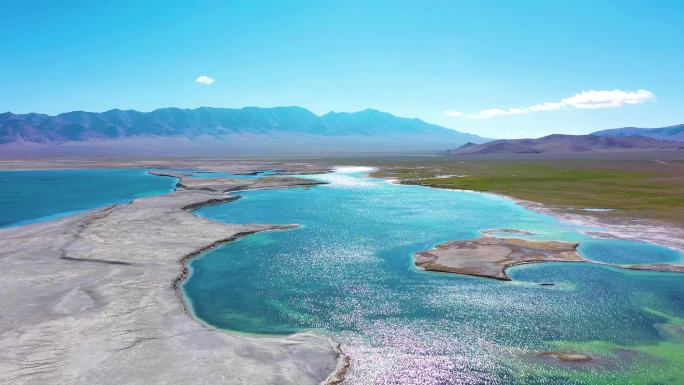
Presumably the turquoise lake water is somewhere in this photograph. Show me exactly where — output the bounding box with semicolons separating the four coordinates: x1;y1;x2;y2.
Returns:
0;168;176;228
184;167;684;385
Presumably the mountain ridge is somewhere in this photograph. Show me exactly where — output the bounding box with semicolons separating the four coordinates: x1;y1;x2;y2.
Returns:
0;106;486;146
591;123;684;142
447;134;684;155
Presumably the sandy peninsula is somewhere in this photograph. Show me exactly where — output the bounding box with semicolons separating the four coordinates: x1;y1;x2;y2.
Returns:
0;162;348;385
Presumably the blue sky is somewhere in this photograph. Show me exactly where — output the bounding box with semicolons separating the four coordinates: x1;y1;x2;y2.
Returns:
2;0;682;138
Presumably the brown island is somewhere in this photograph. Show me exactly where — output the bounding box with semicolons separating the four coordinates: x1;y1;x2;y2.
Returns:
414;235;684;281
414;236;583;281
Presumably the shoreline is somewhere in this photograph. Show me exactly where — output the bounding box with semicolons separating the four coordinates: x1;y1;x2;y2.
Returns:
0;161;347;385
163;167;353;385
376;172;684;253
147;169;354;385
505;193;684;253
165;169;353;385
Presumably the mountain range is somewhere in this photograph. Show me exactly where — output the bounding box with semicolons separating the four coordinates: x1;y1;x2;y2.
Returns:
2;107;682;158
448;134;684;155
0;107;487;157
591;123;684;142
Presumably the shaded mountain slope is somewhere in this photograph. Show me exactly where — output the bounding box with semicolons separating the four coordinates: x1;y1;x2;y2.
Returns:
447;134;683;155
592;123;684;142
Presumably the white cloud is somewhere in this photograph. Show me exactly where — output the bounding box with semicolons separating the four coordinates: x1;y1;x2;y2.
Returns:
457;89;655;119
195;75;215;85
443;110;464;117
557;89;654;109
470;107;528;119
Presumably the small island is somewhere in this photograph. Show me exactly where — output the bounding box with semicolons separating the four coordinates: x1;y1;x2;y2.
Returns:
536;351;593;363
414;236;584;280
415;235;684;281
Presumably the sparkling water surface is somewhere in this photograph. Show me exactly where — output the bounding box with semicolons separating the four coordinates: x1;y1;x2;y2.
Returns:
0;168;176;228
184;167;684;385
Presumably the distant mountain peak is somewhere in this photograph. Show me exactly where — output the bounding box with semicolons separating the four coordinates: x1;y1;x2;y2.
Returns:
457;141;479;149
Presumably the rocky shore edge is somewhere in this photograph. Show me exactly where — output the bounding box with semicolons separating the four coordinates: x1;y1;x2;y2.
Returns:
323;343;352;385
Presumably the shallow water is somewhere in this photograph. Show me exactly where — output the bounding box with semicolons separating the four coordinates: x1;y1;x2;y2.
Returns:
0;168;176;228
183;167;684;384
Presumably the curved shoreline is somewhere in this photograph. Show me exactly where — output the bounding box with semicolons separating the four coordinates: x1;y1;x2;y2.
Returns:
0;162;347;385
375;172;684;253
159;169;354;385
166;170;353;384
499;192;684;253
324;343;351;385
